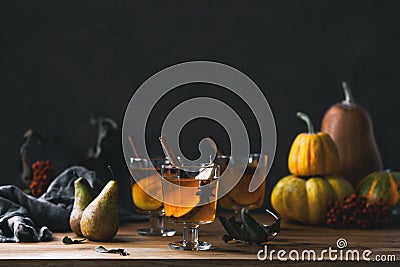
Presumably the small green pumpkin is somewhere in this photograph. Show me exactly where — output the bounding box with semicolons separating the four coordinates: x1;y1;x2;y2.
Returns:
357;170;400;207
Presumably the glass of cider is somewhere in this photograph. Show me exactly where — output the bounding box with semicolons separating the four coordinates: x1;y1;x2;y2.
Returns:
217;153;268;214
130;158;176;236
161;163;219;251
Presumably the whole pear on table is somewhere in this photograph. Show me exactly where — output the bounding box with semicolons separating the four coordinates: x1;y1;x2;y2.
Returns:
69;177;95;237
72;179;119;241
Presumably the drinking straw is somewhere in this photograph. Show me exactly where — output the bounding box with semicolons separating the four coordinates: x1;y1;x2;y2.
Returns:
128;136;141;158
159;136;181;167
128;136;146;168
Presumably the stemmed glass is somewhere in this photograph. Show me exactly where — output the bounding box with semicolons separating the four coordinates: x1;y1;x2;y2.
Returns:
161;163;219;251
129;158;176;236
216;154;268;215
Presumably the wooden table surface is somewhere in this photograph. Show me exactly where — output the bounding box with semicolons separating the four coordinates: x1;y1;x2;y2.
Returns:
0;214;399;266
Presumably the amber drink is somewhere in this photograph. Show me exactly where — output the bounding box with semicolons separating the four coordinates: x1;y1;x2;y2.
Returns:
130;158;175;236
161;164;219;251
163;178;217;224
217;154;267;213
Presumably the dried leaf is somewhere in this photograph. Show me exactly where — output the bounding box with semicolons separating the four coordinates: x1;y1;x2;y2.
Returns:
392;202;400;216
241;209;270;244
94;246;109;253
20;129;56;185
62;236;86;244
88;116;118;159
262;209;281;237
219;215;250;242
94;246;129;256
219;208;280;245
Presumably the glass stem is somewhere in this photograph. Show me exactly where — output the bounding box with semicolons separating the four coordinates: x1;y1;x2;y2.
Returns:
149;214;164;230
183;225;199;246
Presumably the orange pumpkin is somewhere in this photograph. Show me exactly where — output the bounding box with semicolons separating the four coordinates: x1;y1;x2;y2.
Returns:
357;170;400;207
288;112;341;177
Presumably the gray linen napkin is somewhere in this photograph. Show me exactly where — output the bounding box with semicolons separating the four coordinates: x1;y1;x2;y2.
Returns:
0;166;96;242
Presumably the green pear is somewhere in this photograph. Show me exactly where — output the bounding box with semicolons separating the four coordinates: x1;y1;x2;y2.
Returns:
80;180;119;241
69;177;95;237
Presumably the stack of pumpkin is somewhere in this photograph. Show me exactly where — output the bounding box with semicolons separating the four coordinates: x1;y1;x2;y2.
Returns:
271;82;400;226
271;112;354;224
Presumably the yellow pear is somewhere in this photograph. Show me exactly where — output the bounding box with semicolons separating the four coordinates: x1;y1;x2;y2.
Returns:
80;180;119;241
69;177;95;237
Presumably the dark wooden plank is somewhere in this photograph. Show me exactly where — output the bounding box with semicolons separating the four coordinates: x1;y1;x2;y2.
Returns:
0;214;398;266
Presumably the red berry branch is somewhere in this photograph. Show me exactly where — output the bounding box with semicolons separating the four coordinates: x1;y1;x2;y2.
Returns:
29;160;55;197
326;194;390;229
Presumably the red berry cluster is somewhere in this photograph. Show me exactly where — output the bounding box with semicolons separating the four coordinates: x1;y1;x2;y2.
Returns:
29;160;55;197
326;194;390;229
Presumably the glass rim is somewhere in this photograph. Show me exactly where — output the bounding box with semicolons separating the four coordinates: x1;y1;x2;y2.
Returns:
129;157;168;162
130;156;166;160
215;153;266;158
161;162;217;170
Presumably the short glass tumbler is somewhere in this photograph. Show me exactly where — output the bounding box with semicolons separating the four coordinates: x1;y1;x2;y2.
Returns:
130;158;176;236
216;154;268;214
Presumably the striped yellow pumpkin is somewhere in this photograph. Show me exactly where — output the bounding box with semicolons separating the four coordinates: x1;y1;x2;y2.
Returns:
288;112;341;177
271;175;354;224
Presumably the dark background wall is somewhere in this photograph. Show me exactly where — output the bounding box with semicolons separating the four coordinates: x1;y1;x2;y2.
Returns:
1;0;400;210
